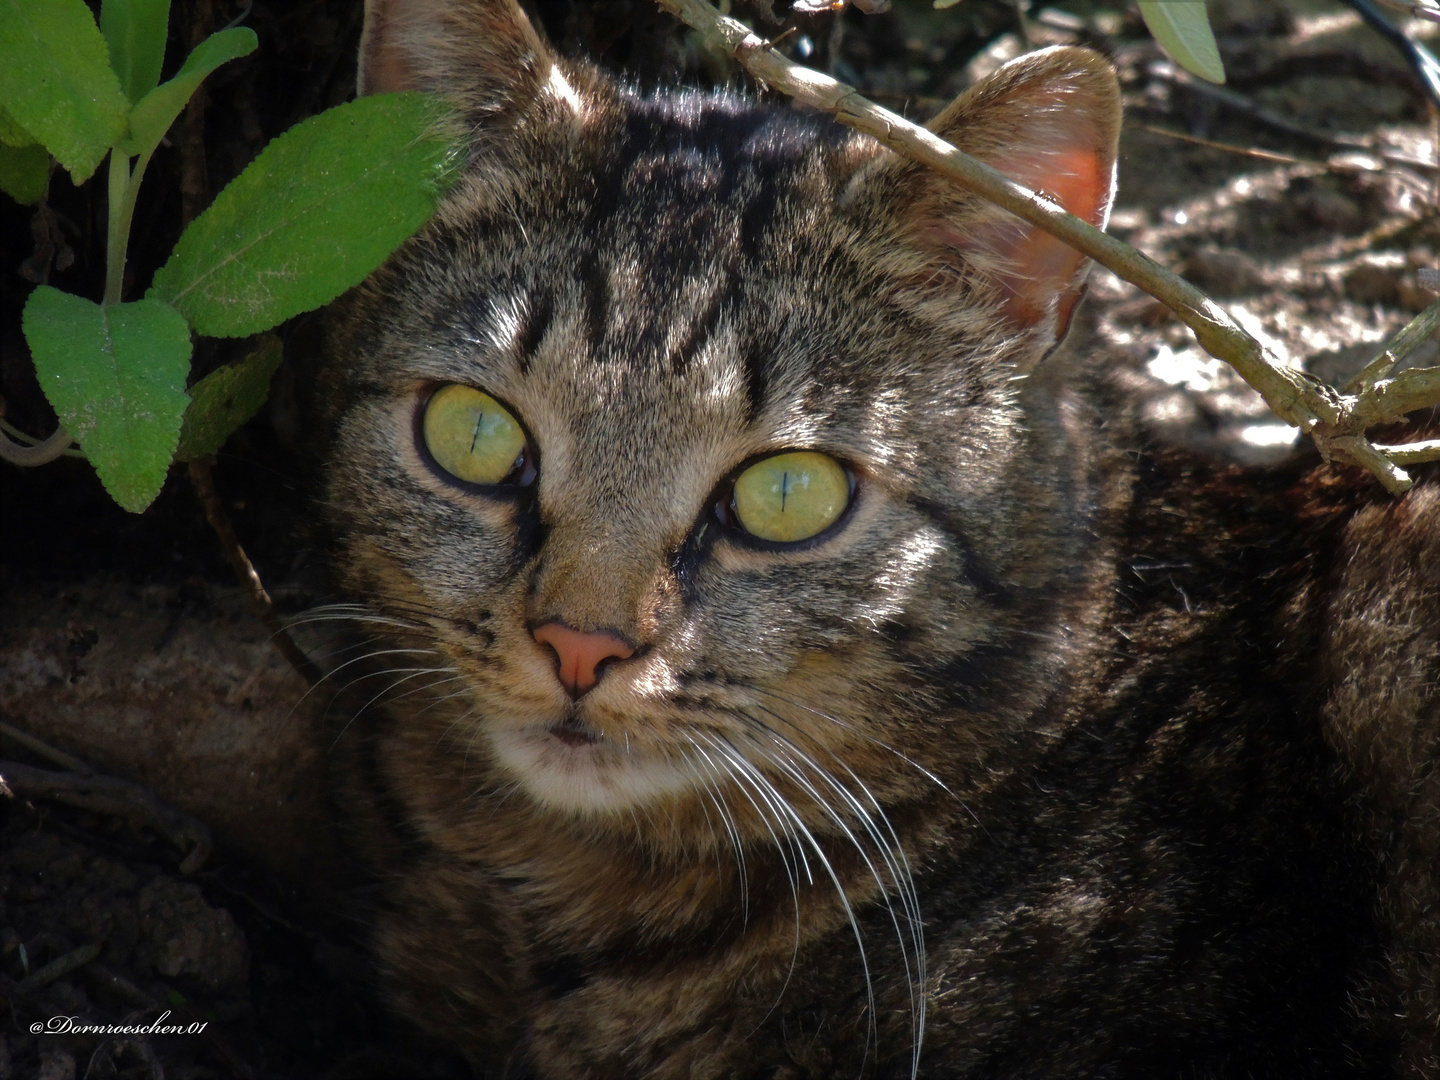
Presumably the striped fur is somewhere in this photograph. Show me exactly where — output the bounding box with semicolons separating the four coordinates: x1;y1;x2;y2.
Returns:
306;3;1439;1076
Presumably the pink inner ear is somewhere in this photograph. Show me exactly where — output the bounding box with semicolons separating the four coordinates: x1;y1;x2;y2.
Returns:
358;0;419;95
929;141;1111;333
995;146;1108;328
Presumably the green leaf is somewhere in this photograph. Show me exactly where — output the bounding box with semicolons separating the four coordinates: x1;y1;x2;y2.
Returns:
150;92;461;338
118;27;257;158
176;335;284;461
0;105;36;147
101;0;173;104
23;287;192;513
0;0;131;182
1138;2;1226;85
0;143;49;204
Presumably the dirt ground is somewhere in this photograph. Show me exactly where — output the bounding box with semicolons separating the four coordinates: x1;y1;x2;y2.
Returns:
1;0;1436;1075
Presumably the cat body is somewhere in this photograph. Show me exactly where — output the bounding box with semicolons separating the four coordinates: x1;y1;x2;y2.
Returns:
309;2;1440;1075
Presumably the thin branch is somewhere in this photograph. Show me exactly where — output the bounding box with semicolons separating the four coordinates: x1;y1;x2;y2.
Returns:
1344;295;1440;401
1378;438;1440;464
188;457;322;687
1127;120;1325;168
1149;62;1439;177
20;942;102;991
0;758;212;873
1323;436;1414;491
646;0;1440;493
0;717;91;774
1357;366;1440;428
1149;61;1373;153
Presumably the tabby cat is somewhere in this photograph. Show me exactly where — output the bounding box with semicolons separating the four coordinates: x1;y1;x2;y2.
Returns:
306;0;1440;1076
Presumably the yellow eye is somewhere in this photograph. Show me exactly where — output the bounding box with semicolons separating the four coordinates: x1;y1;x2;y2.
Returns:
422;385;529;485
731;451;850;543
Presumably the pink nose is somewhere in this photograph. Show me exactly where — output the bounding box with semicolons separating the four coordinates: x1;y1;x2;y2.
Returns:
532;623;635;698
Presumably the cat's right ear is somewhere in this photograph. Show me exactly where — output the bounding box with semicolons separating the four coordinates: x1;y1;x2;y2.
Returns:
359;0;564;119
855;46;1120;345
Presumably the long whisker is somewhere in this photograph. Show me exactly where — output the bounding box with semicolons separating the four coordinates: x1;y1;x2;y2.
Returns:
284;645;443;721
745;683;981;833
745;685;951;792
684;735;751;924
328;663;457;748
696;729;880;1067
684;728;808;1037
741;708;926;1074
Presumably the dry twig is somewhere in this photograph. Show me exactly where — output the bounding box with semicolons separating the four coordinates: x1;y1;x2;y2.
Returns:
0;757;213;873
1147;61;1438;176
21;942;102;990
647;0;1440;491
188;457;322;687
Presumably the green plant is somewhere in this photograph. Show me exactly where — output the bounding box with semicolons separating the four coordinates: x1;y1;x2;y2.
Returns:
0;0;460;512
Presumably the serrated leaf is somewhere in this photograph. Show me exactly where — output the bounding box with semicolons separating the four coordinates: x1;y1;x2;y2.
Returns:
23;288;192;513
0;105;35;147
0;0;131;182
118;27;256;158
1139;2;1226;85
176;335;284;461
0;143;49;204
150;92;461;338
101;0;173;104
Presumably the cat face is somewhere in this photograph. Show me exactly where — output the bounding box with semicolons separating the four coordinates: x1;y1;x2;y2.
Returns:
315;0;1119;825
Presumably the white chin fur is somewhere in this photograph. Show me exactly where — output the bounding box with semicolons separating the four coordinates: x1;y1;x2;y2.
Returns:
487;725;696;815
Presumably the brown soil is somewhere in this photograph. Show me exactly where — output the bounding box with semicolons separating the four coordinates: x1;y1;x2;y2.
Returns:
1;0;1435;1075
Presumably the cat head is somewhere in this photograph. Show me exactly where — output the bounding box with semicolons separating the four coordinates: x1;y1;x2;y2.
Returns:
314;0;1120;825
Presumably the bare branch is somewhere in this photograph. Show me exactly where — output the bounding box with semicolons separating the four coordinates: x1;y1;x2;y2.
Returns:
646;0;1440;493
0;758;213;873
0;717;91;774
1378;438;1440;464
189;457;322;687
1324;436;1414;495
1345;295;1440;400
1358;366;1440;428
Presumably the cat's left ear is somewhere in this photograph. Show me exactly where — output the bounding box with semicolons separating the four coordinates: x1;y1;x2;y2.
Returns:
867;46;1120;342
358;0;563;121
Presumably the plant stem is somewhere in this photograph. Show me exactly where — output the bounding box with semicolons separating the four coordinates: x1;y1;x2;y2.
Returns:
104;152;130;306
102;146;157;307
0;424;74;466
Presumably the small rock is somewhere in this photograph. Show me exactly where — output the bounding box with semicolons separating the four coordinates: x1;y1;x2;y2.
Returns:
1180;247;1267;296
136;879;249;994
1286;178;1365;233
1343;260;1403;306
